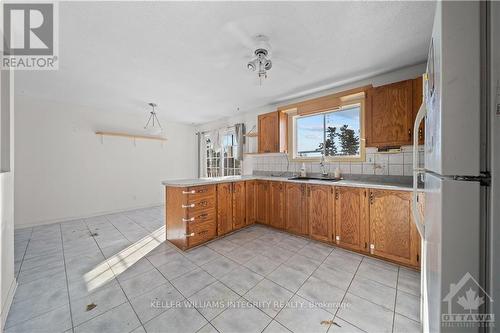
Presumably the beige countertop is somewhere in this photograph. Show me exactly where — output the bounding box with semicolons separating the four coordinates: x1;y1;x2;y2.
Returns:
162;175;418;192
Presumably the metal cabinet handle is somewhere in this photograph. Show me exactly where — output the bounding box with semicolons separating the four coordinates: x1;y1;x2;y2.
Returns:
182;204;195;208
185;232;195;237
182;190;196;194
182;217;195;222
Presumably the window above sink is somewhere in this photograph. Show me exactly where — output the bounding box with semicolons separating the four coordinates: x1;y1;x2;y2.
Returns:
286;93;366;162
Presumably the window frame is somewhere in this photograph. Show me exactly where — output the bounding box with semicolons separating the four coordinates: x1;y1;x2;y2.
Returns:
202;127;242;178
287;96;366;162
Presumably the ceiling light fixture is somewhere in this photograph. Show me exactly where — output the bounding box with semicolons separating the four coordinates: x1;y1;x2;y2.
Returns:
247;48;272;85
144;102;163;134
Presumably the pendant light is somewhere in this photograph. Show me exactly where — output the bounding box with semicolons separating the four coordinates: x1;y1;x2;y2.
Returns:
144;103;163;135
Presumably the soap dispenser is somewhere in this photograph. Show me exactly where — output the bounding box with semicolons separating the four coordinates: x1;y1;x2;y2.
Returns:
334;167;341;179
300;163;307;177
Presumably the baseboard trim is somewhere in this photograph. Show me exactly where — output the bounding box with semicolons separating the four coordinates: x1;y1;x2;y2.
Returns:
15;203;164;229
0;278;17;331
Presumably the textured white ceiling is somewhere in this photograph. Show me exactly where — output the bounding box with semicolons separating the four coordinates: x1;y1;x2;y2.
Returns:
15;1;435;124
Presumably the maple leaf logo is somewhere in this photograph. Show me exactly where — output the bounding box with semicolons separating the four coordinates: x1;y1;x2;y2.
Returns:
457;288;484;313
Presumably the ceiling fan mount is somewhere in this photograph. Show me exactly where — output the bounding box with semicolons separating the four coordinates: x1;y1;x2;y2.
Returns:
247;37;273;84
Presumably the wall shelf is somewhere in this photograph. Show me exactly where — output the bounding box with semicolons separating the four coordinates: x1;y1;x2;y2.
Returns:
95;131;167;141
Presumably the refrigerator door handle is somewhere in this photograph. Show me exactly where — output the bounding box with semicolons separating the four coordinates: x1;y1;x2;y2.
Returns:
412;102;427;239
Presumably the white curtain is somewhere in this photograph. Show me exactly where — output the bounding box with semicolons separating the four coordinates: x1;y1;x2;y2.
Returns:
234;123;245;161
198;133;207;178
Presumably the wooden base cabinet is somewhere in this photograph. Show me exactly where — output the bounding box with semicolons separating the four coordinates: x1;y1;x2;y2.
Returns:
245;180;257;224
256;180;269;224
285;183;308;235
368;189;420;267
217;182;246;236
232;182;246;230
308;185;334;242
269;181;285;229
217;183;233;236
334;187;369;253
166;185;217;250
166;182;421;269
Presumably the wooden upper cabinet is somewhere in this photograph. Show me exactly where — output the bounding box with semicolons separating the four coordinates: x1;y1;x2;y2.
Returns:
308;185;333;242
258;111;287;153
216;183;233;236
269;181;285;229
369;189;420;267
413;76;425;145
285;183;308;236
256;180;269;224
366;79;414;147
232;181;246;230
334;187;369;253
245;180;257;225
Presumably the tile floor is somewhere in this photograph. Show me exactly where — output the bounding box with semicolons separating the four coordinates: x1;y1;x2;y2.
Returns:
7;206;421;333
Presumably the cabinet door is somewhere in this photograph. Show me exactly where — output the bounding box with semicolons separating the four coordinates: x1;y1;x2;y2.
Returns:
269;182;285;229
217;183;233;236
258;112;279;153
285;183;307;235
369;189;420;267
334;187;369;252
256;181;269;224
308;185;333;242
245;180;257;225
232;182;246;230
366;80;414;147
413;76;425;145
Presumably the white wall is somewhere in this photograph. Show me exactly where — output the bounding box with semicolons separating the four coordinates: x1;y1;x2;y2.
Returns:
0;70;16;331
14;96;197;228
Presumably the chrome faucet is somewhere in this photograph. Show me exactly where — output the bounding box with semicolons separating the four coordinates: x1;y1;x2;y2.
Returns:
319;155;328;177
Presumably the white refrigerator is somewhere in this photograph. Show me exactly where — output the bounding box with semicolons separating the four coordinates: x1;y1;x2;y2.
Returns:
413;2;492;332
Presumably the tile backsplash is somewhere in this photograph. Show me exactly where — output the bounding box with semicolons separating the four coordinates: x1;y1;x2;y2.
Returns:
247;145;424;177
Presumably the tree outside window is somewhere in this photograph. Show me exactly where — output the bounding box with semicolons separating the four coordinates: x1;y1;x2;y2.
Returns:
294;104;363;159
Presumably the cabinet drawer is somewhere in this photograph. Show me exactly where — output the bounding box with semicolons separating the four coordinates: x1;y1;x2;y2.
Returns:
186;210;216;223
184;185;216;201
187;220;217;247
183;196;216;214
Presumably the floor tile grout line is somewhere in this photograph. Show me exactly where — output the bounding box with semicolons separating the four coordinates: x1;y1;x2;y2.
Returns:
202;230;334;332
11;216;420;333
143;248;232;331
327;254;364;333
15;227;34;279
267;242;336;333
166;227;282;330
392;268;401;333
59;223;76;333
98;212;205;331
7;210;161;332
82;218;146;333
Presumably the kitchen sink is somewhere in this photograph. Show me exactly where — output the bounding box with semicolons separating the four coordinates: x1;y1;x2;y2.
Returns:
287;176;342;182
